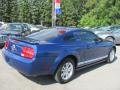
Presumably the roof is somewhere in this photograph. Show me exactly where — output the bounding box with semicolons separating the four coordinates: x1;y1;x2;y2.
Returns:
54;26;87;32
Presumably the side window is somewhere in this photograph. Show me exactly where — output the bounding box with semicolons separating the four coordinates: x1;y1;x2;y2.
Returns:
64;33;75;41
74;31;97;42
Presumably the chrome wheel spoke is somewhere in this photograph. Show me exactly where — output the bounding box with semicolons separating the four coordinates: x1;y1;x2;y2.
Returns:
109;50;115;62
61;62;74;80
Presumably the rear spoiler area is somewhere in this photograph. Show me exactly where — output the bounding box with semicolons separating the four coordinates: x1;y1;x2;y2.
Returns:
9;37;40;45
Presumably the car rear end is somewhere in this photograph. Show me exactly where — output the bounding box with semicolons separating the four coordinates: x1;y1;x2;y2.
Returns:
2;37;42;76
3;38;58;76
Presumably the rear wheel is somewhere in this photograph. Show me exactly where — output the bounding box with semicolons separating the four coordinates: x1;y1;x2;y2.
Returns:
54;58;75;84
107;48;115;63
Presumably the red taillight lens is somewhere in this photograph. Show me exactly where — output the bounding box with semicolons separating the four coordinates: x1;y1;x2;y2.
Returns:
4;40;9;49
21;47;34;59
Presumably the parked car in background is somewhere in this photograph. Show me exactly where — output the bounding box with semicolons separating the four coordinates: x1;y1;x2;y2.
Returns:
91;25;120;44
0;22;5;29
36;25;48;30
2;27;116;83
91;25;120;33
24;23;40;32
0;23;31;47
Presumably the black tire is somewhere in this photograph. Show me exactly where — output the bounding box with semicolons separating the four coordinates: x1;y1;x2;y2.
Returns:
106;37;115;43
54;58;75;84
107;48;115;63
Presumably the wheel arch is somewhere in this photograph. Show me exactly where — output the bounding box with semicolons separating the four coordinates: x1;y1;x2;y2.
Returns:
62;55;78;67
106;36;115;40
53;55;78;75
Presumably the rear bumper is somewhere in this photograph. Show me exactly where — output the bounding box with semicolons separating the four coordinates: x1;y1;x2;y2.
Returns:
2;49;54;76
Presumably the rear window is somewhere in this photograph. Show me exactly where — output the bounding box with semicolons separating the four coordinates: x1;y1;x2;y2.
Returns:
8;24;22;31
27;28;61;41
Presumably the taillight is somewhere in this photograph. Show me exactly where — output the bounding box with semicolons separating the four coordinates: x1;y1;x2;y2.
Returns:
21;47;34;59
4;40;9;49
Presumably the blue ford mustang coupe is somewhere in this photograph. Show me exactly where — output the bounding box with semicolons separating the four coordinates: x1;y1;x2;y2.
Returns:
2;27;116;83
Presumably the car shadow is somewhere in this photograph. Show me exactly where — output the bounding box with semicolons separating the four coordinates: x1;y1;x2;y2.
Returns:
24;57;117;85
116;44;120;46
25;75;56;85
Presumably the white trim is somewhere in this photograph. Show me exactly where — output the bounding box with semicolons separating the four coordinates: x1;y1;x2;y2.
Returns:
77;55;108;66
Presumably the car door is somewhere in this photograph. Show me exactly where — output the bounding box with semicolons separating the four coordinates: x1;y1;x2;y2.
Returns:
77;31;108;64
63;32;87;64
73;31;96;65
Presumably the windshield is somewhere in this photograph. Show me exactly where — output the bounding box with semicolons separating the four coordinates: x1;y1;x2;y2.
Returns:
27;28;60;41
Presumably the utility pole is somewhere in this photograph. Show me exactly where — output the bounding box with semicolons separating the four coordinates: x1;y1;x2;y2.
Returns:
52;0;56;27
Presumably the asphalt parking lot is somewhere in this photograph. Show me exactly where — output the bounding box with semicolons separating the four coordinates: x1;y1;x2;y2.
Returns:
0;46;120;90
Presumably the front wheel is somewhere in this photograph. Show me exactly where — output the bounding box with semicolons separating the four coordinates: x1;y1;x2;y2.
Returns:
54;58;75;84
107;48;115;63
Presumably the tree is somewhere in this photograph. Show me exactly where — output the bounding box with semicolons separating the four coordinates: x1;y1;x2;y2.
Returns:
0;0;18;22
18;0;31;23
0;0;119;27
0;0;4;21
79;0;120;27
